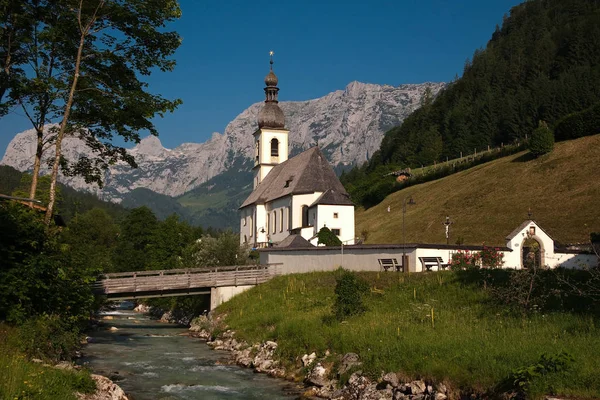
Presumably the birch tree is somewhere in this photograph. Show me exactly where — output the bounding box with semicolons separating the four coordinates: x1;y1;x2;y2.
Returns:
7;0;182;223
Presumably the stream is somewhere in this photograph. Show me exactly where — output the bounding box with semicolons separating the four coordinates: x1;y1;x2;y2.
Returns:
80;305;299;400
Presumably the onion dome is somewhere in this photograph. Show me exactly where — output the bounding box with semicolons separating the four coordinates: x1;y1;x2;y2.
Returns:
258;51;285;129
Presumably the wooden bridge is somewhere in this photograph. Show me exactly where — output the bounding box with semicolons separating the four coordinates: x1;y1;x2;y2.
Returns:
93;264;282;304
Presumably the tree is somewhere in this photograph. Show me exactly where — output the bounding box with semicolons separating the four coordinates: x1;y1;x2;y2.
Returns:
529;120;554;157
181;231;249;268
112;206;158;272
5;0;182;224
317;226;342;246
332;269;369;320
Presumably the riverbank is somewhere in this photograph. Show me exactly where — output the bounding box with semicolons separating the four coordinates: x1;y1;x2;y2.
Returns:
194;270;600;399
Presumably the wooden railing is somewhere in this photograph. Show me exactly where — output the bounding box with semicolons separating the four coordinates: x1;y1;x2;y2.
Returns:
93;264;282;298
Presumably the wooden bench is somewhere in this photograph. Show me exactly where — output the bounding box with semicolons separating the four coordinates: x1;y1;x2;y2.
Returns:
418;257;447;272
378;258;403;272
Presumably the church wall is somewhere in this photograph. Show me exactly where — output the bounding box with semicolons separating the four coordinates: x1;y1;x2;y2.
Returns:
255;204;268;245
265;197;292;243
504;222;556;269
291;193;322;229
239;207;254;245
257;129;289;166
315;204;355;244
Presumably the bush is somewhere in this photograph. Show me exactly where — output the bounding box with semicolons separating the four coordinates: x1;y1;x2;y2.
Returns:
529;121;554;157
332;269;369;320
450;250;481;271
317;227;342;246
17;315;81;362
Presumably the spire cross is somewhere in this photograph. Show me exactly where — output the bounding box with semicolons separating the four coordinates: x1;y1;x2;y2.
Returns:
269;50;274;70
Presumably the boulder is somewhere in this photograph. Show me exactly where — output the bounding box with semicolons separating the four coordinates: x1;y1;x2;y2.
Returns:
408;380;426;395
338;352;362;375
133;304;150;313
301;352;317;367
306;363;330;387
76;374;128;400
381;372;399;388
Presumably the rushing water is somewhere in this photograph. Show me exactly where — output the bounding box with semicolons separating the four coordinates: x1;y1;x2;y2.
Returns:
80;306;299;400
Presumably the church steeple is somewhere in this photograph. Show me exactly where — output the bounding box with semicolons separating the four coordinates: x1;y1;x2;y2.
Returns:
258;51;285;129
253;52;289;189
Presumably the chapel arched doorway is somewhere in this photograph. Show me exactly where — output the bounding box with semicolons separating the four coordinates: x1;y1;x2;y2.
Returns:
522;237;543;269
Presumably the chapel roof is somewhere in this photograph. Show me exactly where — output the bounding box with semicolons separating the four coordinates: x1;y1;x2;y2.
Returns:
275;234;314;248
240;146;353;208
505;220;553;241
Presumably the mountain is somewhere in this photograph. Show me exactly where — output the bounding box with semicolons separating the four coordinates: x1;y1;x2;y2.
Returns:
344;0;600;210
1;81;444;205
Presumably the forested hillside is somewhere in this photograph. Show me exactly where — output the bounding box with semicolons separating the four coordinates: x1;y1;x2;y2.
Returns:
343;0;600;207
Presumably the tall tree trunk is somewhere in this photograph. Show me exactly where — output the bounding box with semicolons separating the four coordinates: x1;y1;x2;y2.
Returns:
28;128;43;206
44;35;85;225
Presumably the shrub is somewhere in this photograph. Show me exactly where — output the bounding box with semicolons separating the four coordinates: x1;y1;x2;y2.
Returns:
480;246;504;269
317;227;342;246
17;315;81;362
450;250;480;271
529;121;554;157
332;269;369;320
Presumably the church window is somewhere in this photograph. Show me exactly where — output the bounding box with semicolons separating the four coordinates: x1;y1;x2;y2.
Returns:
273;211;277;234
243;215;247;226
332;228;341;236
529;226;536;236
333;212;339;219
280;209;284;232
271;138;279;156
302;205;309;227
243;235;247;244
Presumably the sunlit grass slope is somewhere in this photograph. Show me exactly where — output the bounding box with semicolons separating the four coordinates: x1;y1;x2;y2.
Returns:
356;135;600;246
0;325;95;400
218;271;600;398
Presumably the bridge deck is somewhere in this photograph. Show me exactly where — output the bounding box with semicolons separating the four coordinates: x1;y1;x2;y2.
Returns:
93;264;281;300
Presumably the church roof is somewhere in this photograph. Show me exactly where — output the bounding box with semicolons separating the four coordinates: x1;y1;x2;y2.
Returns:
240;147;353;208
275;234;314;248
310;189;353;206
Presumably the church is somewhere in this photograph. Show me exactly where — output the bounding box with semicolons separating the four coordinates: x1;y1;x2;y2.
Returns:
239;56;355;248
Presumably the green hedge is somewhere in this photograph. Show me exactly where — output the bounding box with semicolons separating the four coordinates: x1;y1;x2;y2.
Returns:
554;102;600;141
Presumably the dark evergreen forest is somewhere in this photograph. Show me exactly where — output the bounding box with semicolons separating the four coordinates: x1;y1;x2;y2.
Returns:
342;0;600;207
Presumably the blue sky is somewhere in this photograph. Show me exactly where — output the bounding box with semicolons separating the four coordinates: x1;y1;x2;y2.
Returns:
0;0;524;154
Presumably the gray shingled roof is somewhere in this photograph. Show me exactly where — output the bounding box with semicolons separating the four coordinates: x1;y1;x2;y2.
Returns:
240;147;351;208
275;234;314;248
505;220;554;241
310;189;353;206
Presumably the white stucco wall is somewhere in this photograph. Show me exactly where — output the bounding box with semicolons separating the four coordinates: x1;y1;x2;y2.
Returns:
260;247;418;273
291;193;322;229
315;204;355;244
265;197;292;243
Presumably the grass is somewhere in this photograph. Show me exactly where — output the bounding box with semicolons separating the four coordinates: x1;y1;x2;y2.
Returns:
356;134;600;246
0;324;96;400
217;271;600;398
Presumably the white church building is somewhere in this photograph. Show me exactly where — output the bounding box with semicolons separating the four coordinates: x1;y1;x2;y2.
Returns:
239;57;355;248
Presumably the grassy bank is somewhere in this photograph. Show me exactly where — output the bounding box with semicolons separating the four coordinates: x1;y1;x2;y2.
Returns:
217;271;600;398
355;134;600;245
0;324;95;400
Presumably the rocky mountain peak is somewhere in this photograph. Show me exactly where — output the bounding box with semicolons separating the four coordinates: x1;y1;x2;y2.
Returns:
1;81;445;201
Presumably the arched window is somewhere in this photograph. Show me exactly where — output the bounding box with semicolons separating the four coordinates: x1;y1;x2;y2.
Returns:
280;209;284;232
272;211;277;234
271;138;279;156
301;205;309;227
243;235;247;244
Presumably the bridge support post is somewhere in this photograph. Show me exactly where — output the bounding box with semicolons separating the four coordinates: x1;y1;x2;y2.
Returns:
210;285;254;310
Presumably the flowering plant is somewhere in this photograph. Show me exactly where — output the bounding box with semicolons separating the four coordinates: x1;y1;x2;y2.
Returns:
450;250;481;271
480;246;504;269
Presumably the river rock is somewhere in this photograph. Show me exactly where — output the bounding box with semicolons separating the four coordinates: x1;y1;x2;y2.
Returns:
109;327;118;332
159;311;172;323
381;372;399;388
133;304;150;313
102;316;114;320
435;393;448;400
408;380;426;395
76;374;128;400
306;363;331;387
302;352;317;367
338;352;362;375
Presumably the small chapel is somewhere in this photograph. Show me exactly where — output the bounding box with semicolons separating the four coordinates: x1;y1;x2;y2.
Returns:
239;56;355;248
